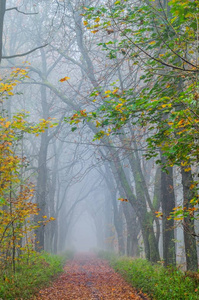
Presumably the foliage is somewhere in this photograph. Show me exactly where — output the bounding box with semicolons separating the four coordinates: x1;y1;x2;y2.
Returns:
98;251;199;300
0;68;57;272
67;0;199;220
0;251;70;300
76;0;199;166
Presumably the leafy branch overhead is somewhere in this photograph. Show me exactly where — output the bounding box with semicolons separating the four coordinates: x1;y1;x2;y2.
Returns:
67;0;199;221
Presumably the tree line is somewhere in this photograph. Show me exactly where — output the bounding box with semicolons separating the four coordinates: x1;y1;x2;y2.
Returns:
0;0;198;273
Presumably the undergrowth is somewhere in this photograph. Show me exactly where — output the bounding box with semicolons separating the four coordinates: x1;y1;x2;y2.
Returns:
98;251;199;300
0;251;73;300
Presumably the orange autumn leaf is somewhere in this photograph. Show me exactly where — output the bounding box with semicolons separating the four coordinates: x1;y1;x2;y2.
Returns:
59;76;70;82
5;121;11;128
118;198;128;202
36;254;146;299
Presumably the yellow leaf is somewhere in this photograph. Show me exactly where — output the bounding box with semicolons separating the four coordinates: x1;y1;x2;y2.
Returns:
96;120;100;127
177;119;184;126
184;167;191;172
83;20;88;26
5;121;11;128
95;17;100;23
59;76;70;82
190;198;196;204
112;88;119;94
115;103;123;110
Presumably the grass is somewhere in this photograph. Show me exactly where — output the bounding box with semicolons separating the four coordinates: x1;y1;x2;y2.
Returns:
0;251;73;300
98;251;199;300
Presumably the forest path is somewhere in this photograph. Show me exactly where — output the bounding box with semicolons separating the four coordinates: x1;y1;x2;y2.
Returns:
35;253;148;300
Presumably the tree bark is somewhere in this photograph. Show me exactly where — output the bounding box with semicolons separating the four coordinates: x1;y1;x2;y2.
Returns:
110;186;125;255
122;203;140;257
34;130;48;251
35;77;49;251
111;154;160;262
161;158;176;266
0;0;6;63
181;167;198;271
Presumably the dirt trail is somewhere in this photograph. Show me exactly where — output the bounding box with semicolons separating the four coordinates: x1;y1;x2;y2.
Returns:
36;254;148;300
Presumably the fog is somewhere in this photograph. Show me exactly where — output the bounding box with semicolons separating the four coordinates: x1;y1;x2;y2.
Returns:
71;211;97;252
0;0;198;271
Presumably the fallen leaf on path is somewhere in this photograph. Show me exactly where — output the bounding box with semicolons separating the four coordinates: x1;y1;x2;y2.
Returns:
35;253;149;300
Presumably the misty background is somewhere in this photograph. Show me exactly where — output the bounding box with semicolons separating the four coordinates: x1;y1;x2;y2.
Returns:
0;0;198;271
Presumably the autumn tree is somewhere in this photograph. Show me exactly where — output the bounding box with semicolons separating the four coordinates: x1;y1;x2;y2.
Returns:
68;0;199;270
0;69;56;271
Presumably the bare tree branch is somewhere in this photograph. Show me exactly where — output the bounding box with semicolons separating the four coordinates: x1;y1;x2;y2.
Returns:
2;44;48;59
6;7;38;15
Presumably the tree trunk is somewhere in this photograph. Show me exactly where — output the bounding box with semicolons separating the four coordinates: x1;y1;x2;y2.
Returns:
0;0;6;63
112;156;160;262
35;130;48;251
35;79;49;251
161;159;176;266
112;192;125;255
181;167;198;271
123;203;140;257
104;193;114;251
53;216;59;254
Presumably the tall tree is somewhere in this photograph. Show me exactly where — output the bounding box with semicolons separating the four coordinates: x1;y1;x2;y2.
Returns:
0;0;6;63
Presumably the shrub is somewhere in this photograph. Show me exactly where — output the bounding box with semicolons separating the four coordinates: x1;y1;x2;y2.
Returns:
0;251;72;300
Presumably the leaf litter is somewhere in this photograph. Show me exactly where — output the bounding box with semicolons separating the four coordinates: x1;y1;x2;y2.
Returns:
35;254;149;300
